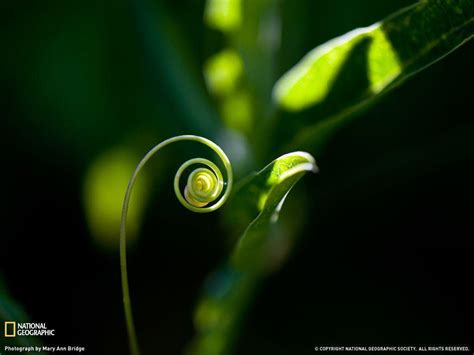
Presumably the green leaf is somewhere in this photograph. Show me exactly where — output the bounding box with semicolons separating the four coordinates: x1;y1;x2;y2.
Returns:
273;0;474;147
230;151;317;270
0;277;47;353
188;152;317;355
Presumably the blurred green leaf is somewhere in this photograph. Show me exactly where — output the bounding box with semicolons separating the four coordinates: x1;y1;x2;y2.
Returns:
233;0;280;117
83;147;150;251
203;0;280;141
135;0;222;136
220;90;253;134
204;49;244;97
0;278;46;353
205;0;242;32
188;152;316;355
273;0;474;147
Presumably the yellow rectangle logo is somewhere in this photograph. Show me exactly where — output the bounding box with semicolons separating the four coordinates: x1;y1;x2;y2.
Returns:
4;321;16;337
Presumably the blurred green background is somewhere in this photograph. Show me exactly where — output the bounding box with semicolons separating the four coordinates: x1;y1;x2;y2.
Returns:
1;0;473;354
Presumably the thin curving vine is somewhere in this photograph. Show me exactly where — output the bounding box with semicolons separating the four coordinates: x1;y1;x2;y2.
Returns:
119;135;233;355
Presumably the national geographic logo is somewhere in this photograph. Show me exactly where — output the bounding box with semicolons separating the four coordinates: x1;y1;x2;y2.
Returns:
4;321;16;337
3;321;55;337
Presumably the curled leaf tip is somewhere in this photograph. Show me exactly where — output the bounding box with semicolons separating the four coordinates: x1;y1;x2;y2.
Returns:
171;137;233;213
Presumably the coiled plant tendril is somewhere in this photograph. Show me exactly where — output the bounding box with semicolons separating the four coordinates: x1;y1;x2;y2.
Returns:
119;135;233;355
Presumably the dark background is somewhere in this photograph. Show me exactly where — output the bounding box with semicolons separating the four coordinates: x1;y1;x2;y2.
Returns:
1;0;473;354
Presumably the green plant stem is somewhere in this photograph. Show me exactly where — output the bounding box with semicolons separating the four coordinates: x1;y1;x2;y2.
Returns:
119;135;233;355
